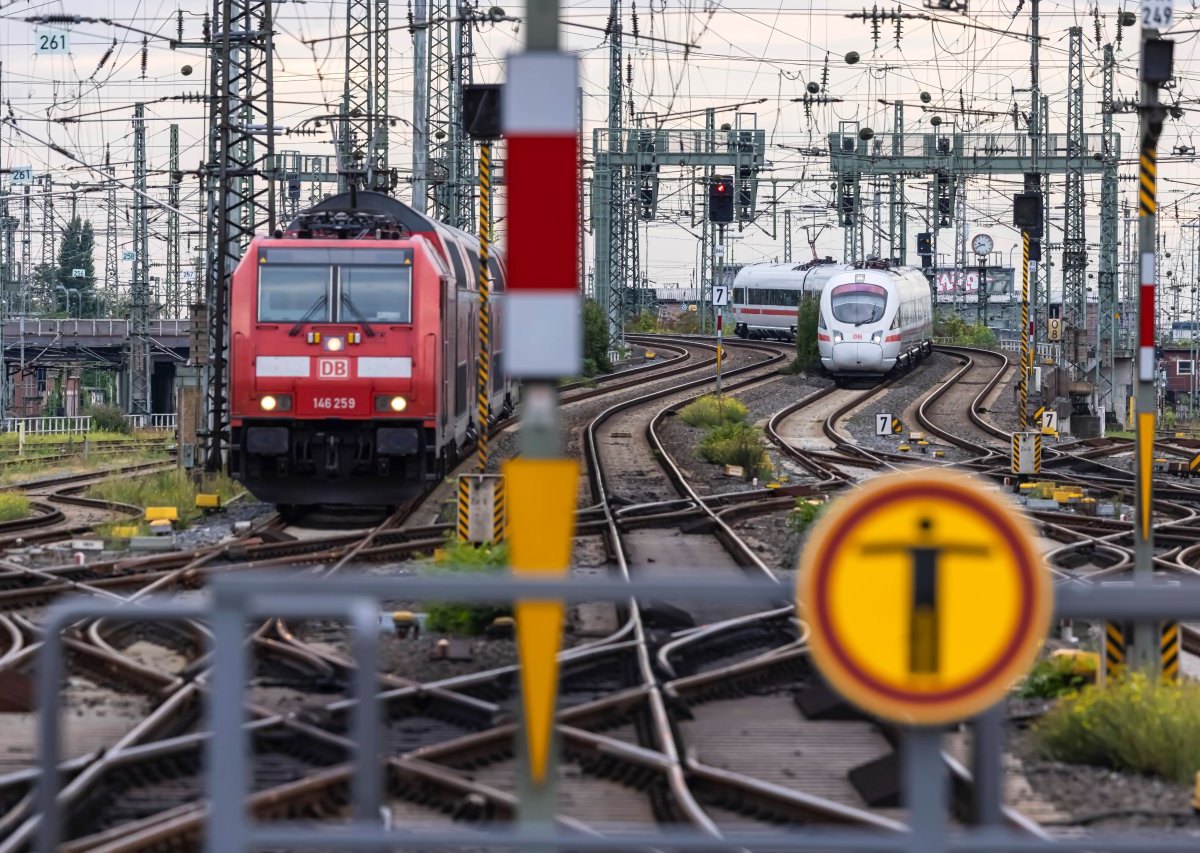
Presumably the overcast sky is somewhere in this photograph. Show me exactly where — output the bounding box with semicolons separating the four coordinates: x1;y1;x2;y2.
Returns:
0;1;1196;301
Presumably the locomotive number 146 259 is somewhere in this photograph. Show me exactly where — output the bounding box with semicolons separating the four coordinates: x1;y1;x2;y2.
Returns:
312;396;357;411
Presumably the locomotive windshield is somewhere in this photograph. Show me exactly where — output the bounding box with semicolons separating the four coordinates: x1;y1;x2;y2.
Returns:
830;282;888;325
342;266;412;323
258;258;412;325
259;266;331;322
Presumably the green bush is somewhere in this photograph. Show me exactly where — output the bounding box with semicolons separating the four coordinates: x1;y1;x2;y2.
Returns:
699;423;770;478
934;312;996;346
628;310;660;333
1017;655;1096;699
1034;672;1200;784
678;395;748;429
582;299;612;377
425;538;512;636
85;404;131;434
788;498;824;533
0;492;31;521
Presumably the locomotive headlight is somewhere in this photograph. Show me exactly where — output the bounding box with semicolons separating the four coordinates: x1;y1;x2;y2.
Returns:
833;331;843;343
261;395;278;411
375;395;408;412
259;394;291;412
872;331;883;344
325;336;345;352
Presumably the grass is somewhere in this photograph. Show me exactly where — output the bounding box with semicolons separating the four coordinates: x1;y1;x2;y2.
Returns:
85;469;241;529
0;450;165;487
678;394;749;429
1034;672;1200;784
0;430;151;447
698;423;771;480
0;492;31;521
424;537;512;636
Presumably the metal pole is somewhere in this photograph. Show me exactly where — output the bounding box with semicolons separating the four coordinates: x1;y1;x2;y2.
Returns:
1019;230;1030;429
1134;19;1165;673
716;224;725;394
476;142;492;473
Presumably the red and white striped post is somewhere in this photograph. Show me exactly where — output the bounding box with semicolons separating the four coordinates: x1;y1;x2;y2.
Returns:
503;54;581;381
501;48;582;824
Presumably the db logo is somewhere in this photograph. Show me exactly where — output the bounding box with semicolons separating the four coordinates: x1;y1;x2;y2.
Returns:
318;358;350;379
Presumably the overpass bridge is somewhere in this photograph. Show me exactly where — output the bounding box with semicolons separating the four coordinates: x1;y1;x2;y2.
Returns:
1;318;194;415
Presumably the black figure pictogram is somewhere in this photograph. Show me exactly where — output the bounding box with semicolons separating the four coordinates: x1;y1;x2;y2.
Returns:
860;517;988;676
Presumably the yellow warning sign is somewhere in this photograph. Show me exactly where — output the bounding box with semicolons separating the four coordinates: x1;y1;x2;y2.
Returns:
797;469;1051;725
504;457;579;784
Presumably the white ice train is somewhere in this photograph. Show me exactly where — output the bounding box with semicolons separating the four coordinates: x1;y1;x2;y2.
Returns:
731;260;846;340
817;263;934;381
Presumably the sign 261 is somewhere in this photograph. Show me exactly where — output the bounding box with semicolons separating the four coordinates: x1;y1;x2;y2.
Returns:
312;397;357;411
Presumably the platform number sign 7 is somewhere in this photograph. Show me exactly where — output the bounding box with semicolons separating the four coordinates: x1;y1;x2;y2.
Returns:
875;413;892;437
711;285;730;307
1142;0;1173;28
35;28;71;54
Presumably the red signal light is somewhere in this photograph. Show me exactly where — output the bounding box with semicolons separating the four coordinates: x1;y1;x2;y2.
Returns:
715;182;727;193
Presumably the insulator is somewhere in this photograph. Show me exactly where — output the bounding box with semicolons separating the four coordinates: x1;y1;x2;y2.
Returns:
141;38;148;79
95;39;116;75
177;9;183;41
202;14;210;41
631;1;639;39
820;53;829;90
871;4;880;48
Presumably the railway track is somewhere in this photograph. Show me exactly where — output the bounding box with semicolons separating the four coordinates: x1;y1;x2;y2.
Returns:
7;336;1197;847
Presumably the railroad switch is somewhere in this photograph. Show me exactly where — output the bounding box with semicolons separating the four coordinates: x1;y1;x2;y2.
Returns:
486;616;516;639
195;493;222;514
145;506;180;524
391;611;419;639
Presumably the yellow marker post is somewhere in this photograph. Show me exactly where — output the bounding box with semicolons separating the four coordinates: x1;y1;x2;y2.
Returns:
505;457;578;797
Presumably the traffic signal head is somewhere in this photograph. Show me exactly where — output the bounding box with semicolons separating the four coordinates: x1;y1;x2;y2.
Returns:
916;232;932;254
709;175;734;223
1013;192;1043;229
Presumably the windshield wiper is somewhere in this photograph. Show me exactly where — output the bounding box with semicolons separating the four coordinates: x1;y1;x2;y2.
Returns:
340;294;377;337
288;294;328;336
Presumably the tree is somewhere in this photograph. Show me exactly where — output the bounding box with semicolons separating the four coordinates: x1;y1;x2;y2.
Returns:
56;216;96;311
582;299;613;377
793;295;820;369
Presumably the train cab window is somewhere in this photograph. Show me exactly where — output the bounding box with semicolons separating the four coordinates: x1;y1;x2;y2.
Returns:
259;265;331;322
488;257;505;292
830;283;888;325
341;266;413;323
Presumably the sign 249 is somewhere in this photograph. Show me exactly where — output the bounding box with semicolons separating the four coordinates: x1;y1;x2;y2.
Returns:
312;397;357;411
1142;0;1174;28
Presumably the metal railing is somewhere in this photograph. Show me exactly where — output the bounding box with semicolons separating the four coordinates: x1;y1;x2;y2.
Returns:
34;572;1200;852
1;415;92;435
123;413;177;431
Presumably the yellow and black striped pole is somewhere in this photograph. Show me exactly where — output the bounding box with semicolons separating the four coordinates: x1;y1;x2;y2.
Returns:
1019;229;1030;430
1132;18;1168;674
476;142;492;474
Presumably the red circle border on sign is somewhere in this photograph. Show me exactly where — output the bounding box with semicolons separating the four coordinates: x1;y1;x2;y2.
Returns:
809;480;1038;705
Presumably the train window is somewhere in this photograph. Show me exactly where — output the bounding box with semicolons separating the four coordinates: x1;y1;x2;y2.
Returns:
488;257;505;292
258;265;331;322
446;244;469;290
341;266;412;323
829;283;888;325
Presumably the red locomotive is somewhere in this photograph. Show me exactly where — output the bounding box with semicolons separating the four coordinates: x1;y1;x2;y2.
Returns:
227;190;513;508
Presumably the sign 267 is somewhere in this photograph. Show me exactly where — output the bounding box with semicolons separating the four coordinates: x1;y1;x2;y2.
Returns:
312;397;357;411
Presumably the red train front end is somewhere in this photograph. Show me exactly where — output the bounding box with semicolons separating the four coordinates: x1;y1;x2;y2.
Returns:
229;231;451;506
